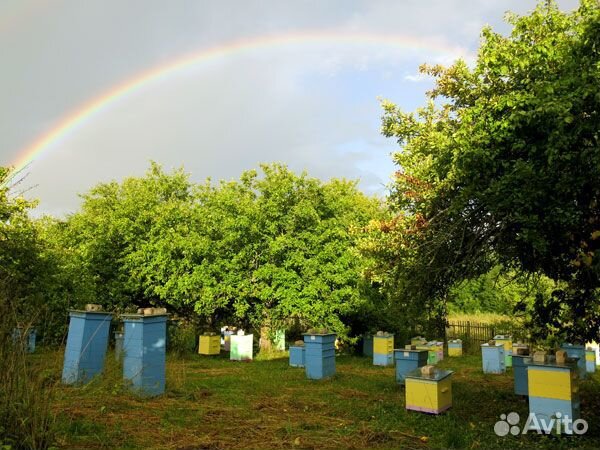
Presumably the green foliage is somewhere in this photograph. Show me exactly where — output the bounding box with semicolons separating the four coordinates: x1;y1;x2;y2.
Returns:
377;1;600;342
448;266;555;315
64;163;382;339
0;303;56;449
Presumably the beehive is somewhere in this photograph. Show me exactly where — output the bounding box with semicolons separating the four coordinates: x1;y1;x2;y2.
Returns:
62;311;113;384
273;330;286;351
586;348;596;374
230;333;253;361
526;357;580;431
447;339;462;357
199;333;221;355
394;349;428;384
114;331;124;361
223;330;234;351
560;343;586;379
303;332;336;379
405;367;453;414
373;333;394;366
493;335;513;367
513;343;529;356
122;312;167;396
427;341;444;363
512;355;530;396
481;343;506;374
585;341;599;366
12;327;36;353
362;334;374;357
289;345;305;367
411;336;428;346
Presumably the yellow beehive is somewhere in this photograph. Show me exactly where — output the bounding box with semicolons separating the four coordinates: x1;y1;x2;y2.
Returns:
405;368;453;414
373;334;394;354
198;334;220;355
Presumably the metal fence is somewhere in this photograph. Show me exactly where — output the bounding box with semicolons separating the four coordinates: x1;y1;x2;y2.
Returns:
445;320;524;354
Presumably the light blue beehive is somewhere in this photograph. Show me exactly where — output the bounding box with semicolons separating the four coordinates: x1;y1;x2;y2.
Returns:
394;349;428;384
525;357;580;433
122;313;167;397
303;332;336;380
512;355;529;396
12;327;36;353
560;343;586;379
481;343;505;374
28;328;36;353
289;345;305;367
62;311;113;384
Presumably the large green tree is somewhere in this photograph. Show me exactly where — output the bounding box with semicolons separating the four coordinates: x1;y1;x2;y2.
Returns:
66;163;382;343
375;1;600;342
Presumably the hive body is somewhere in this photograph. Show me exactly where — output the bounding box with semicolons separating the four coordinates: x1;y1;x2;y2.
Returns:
122;314;167;396
303;333;336;379
405;368;453;414
394;349;428;384
62;311;113;384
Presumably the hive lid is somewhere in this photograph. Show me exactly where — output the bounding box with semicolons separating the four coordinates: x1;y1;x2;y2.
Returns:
405;367;453;381
525;355;579;369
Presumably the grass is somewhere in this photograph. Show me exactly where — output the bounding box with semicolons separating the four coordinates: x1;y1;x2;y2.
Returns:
447;312;521;325
29;349;600;449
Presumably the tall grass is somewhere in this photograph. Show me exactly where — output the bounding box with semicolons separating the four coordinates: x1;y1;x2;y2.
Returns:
0;303;56;449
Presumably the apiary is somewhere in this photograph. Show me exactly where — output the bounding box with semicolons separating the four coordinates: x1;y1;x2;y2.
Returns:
586;348;596;374
362;334;373;357
447;339;462;357
481;342;506;374
512;354;530;396
493;335;513;367
303;332;336;379
526;356;580;432
62;310;113;384
394;349;428;384
199;332;221;355
405;366;453;414
230;331;253;361
560;343;586;379
373;332;394;366
289;341;305;367
122;311;168;396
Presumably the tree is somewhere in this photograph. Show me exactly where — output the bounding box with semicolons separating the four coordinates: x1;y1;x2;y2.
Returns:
67;163;382;344
377;1;600;342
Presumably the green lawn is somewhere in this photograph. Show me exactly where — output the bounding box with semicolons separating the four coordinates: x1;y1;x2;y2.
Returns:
34;350;600;449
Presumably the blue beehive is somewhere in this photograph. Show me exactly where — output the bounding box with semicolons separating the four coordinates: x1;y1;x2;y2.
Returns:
362;334;373;357
373;332;394;367
481;343;505;374
526;357;580;433
394;349;428;384
289;345;305;367
560;343;586;379
122;313;167;397
62;311;113;384
27;328;36;353
303;332;336;380
12;327;36;353
512;355;529;396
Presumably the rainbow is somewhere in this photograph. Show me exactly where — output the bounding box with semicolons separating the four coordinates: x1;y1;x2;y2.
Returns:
3;31;471;185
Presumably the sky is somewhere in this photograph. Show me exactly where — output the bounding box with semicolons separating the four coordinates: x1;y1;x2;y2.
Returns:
0;0;580;216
